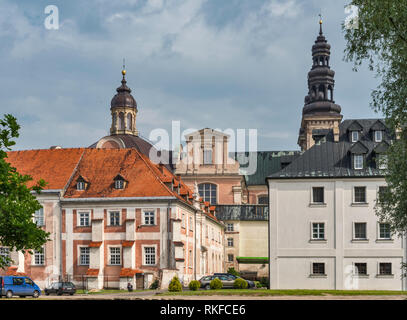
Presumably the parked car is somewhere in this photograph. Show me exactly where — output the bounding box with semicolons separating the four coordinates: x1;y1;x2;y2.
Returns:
199;275;234;290
44;282;76;296
213;273;255;288
198;274;254;290
0;276;41;298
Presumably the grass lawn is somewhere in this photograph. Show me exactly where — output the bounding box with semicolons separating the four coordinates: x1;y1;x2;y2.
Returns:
158;289;407;297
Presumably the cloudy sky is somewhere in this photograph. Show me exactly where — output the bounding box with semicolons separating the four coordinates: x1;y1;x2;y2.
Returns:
0;0;380;152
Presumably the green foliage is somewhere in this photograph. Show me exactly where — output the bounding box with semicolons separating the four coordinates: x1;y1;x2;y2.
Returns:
0;114;49;269
209;277;223;290
259;277;269;288
168;276;182;292
188;280;200;291
227;267;240;277
233;278;248;289
343;1;407;235
149;279;159;290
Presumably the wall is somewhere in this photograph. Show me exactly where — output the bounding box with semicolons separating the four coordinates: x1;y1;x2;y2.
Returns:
269;178;406;290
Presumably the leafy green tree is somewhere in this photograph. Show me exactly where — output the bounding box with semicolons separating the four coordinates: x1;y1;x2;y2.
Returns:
0;114;49;269
227;267;240;277
343;1;407;233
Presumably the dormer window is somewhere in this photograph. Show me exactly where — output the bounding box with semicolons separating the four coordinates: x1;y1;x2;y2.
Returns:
351;131;359;143
113;175;126;190
76;176;88;191
374;130;383;142
354;154;364;170
377;154;388;170
115;179;124;189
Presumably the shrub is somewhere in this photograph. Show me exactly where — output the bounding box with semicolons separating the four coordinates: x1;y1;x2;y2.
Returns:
209;278;223;290
227;267;240;277
254;281;262;288
188;280;200;291
168;276;182;292
233;278;248;289
149;279;159;290
259;277;269;288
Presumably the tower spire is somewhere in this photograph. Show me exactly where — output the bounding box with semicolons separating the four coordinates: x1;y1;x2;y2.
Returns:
319;13;323;35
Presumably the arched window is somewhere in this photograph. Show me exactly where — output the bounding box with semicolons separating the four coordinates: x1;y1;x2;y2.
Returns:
112;113;117;129
126;113;132;130
198;183;217;205
328;86;333;101
319;57;324;66
318;84;325;100
118;112;125;130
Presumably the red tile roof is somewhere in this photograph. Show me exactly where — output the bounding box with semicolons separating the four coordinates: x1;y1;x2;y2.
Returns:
6;266;27;276
6;148;213;216
89;241;102;248
86;269;99;276
122;240;134;247
6;148;84;190
119;268;143;277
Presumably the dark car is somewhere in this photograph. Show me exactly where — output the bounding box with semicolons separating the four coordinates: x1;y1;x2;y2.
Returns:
44;282;76;296
213;273;255;288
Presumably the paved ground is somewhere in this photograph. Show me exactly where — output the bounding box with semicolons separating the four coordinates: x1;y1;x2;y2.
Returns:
1;290;406;300
21;292;407;300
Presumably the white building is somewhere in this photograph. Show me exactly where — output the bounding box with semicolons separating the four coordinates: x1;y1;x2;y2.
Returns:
267;119;406;290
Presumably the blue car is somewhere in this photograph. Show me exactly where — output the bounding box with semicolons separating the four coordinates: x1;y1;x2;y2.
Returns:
0;276;41;298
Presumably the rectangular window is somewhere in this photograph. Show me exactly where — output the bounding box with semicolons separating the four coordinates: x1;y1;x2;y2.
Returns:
354;155;363;170
228;254;234;262
312;223;325;240
379;223;391;239
378;186;387;203
109;211;120;226
375;130;383;142
79;212;90;227
378;154;388;170
227;238;234;247
34;207;45;227
227;223;234;232
354;187;366;203
354;263;367;275
109;247;121;265
80;247;90;265
379;263;392;275
181;213;185;228
351;131;359;142
34;248;45;265
115;179;124;189
189;217;193;231
0;247;10;266
144;211;155;225
312;263;325;275
189;250;193;267
77;181;85;190
354;222;367;239
144;247;156;265
203;149;213;165
312;187;324;203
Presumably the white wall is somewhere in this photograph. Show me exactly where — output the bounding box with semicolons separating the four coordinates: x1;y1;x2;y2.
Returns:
269;178;406;290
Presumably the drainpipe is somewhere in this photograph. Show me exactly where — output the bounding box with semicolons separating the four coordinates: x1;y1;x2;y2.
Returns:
194;209;197;281
266;178;270;290
167;200;172;270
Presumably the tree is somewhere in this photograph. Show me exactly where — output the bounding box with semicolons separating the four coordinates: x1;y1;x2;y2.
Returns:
0;114;49;269
343;1;407;234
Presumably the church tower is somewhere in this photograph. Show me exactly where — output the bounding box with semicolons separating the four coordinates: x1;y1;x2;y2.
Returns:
298;19;343;151
110;68;139;136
